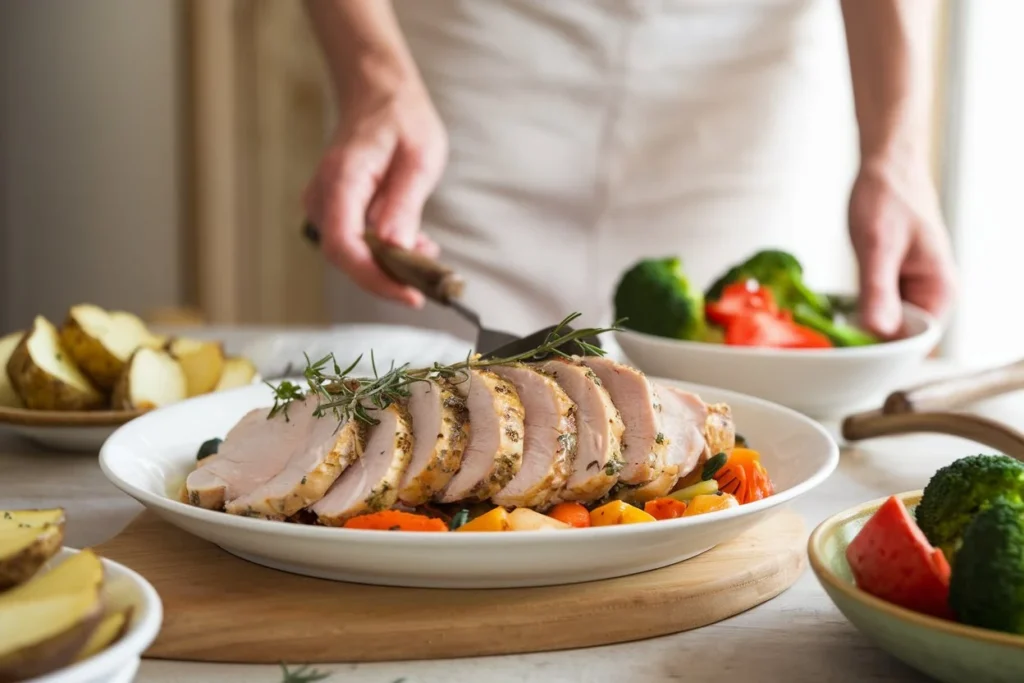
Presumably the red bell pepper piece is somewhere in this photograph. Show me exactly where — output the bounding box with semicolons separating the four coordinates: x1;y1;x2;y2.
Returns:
723;310;832;349
845;495;954;620
705;280;778;327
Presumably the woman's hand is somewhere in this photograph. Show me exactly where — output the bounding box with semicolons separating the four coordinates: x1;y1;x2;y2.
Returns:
303;58;447;308
848;155;957;338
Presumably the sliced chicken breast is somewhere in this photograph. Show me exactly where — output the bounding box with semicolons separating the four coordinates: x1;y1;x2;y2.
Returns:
224;415;361;520
312;403;413;526
579;356;667;485
703;402;736;458
185;397;319;510
397;379;470;506
538;358;624;502
621;384;708;502
436;369;525;503
489;364;577;509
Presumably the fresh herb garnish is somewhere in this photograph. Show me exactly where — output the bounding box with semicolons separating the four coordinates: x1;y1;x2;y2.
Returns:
449;509;470;530
268;313;619;427
655;432;665;445
702;452;728;481
279;662;332;682
196;437;223;461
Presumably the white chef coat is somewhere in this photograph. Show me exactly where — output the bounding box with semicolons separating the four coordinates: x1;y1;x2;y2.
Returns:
324;0;860;341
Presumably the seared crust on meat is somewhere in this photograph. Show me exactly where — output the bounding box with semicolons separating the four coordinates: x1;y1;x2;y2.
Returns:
398;380;470;506
704;402;735;456
464;371;526;501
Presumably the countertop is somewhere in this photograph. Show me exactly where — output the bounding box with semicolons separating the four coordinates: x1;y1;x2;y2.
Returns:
0;347;1005;683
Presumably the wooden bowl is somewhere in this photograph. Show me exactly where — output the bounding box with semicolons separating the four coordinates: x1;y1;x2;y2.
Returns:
0;405;146;452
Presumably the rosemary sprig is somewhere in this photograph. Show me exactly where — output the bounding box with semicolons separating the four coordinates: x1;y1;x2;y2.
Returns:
266;312;620;426
280;662;332;682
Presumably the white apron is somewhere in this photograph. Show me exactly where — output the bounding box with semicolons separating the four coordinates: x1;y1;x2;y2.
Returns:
324;0;859;341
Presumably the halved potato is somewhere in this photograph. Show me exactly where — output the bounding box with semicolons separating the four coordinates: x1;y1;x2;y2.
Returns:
111;347;187;411
0;524;64;590
169;337;225;396
59;304;159;390
214;356;258;391
0;332;25;409
6;316;105;411
108;311;167;349
0;550;104;681
75;607;132;662
0;508;66;532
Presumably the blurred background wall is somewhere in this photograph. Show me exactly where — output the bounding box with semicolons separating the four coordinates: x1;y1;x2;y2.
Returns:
0;0;1017;364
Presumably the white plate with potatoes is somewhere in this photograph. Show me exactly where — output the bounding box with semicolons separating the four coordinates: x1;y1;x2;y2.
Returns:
0;304;260;451
0;508;162;683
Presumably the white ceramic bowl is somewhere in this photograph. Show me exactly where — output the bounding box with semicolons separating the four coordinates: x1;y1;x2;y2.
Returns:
99;378;839;589
614;302;941;419
24;548;163;683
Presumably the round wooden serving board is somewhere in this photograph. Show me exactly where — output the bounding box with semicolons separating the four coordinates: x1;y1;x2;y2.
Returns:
95;509;806;663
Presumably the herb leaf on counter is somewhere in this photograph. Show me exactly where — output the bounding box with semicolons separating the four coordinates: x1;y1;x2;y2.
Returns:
280;662;332;682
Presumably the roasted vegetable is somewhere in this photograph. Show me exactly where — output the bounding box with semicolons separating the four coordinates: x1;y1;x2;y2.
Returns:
456;506;511;532
915;454;1024;562
59;304;157;390
342;510;448;532
613;257;706;340
6;316;105;411
683;493;739;516
706;249;833;320
669;479;719;502
792;303;878;347
0;332;25;409
546;502;591;528
111;347;188;411
196;438;222;461
168;338;226;397
644;498;688;520
508;508;570;531
948;498;1024;633
590;500;656;526
0;520;64;591
712;448;774;505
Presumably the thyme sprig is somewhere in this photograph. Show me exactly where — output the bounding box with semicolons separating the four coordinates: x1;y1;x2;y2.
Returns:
267;312;620;426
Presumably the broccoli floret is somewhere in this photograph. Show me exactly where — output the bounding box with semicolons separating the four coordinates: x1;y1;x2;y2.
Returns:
792;303;879;347
915;454;1024;562
948;498;1024;634
614;257;706;340
705;249;833;319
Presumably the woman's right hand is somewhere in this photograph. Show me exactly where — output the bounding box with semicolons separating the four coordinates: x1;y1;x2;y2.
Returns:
304;57;448;308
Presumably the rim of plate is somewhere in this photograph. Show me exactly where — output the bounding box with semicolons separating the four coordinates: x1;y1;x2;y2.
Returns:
27;548;163;683
614;300;940;359
100;377;839;544
808;490;1024;650
0;406;144;428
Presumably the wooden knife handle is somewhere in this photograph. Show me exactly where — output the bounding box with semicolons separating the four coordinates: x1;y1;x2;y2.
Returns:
842;410;1024;463
883;359;1024;414
302;221;464;304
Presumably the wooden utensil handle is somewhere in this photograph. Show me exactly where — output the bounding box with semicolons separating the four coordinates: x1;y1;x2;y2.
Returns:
842;410;1024;462
302;221;464;304
883;359;1024;414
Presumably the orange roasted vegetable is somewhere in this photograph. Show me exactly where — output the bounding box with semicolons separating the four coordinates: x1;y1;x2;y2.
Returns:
713;448;774;505
644;498;688;520
343;510;449;532
683;492;739;516
546;502;591;528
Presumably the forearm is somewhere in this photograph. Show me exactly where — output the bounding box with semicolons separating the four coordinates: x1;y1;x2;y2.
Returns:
303;0;417;98
841;0;940;164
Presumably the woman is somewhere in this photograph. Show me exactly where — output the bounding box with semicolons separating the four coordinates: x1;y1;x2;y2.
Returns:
302;0;955;341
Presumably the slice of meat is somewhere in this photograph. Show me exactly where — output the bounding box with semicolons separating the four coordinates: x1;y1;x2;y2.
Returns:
311;403;413;526
489;364;577;509
622;384;709;502
224;413;361;520
436;369;525;503
704;402;736;457
538;358;624;502
579;356;667;485
396;379;470;506
185;397;320;510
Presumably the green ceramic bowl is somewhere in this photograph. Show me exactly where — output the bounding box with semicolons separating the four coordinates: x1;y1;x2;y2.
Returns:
809;491;1024;683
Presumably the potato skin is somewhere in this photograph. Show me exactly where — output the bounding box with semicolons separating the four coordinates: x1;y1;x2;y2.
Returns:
0;524;64;591
58;317;124;391
0;601;102;682
109;356;135;411
5;337;105;411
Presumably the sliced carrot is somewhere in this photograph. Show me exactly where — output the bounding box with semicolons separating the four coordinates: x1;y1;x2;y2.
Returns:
343;510;449;532
644;498;688;520
713;448;774;505
546;502;591;528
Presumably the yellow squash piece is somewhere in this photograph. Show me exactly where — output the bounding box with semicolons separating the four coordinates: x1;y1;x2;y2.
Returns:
507;508;570;531
669;479;719;502
456;507;511;532
683;493;740;517
590;500;656;526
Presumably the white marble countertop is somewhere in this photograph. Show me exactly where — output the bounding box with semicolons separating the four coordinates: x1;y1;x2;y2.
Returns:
1;331;1008;683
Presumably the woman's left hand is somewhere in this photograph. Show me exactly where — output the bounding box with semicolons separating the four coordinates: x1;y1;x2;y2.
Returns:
848;154;957;338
